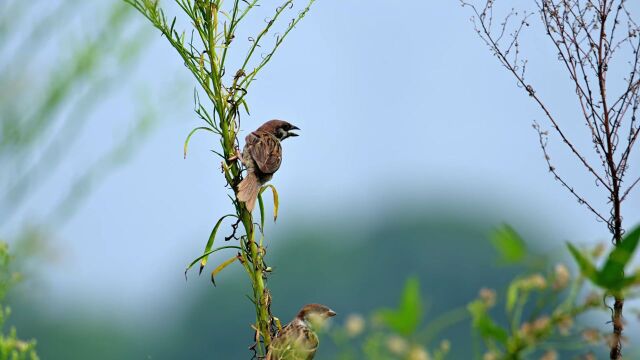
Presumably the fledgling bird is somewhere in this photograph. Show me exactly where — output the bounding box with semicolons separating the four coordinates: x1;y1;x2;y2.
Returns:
266;303;336;360
237;120;299;212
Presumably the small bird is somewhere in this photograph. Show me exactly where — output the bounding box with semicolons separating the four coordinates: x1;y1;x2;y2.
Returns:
266;303;336;360
237;120;299;212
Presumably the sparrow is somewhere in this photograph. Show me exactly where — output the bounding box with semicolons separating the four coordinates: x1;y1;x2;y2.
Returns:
237;120;299;212
266;303;336;360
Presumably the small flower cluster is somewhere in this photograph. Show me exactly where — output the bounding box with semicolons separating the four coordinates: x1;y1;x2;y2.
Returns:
470;259;608;359
329;279;452;360
331;312;452;360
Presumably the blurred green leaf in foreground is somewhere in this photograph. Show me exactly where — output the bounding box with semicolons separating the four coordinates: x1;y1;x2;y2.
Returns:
0;241;38;360
0;0;155;229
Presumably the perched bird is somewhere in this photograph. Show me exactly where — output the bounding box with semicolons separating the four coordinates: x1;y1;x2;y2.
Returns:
237;120;299;211
266;303;336;360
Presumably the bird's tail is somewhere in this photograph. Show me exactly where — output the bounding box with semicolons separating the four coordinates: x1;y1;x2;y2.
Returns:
237;172;261;212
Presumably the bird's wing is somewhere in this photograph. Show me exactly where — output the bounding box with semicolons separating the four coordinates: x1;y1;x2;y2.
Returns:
247;131;282;174
301;327;318;360
268;322;317;360
267;323;292;355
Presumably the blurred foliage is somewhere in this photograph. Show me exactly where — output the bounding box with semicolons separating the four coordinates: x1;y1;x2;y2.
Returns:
0;242;38;360
376;278;424;337
567;226;640;296
322;224;640;360
1;1;158;357
469;227;634;359
330;278;453;360
0;0;155;227
491;225;527;265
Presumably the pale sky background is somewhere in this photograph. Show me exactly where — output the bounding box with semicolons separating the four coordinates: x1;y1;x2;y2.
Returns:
6;0;640;323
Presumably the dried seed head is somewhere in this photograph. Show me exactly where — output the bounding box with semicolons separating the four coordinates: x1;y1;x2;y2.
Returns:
532;316;551;332
386;335;409;356
479;288;497;307
344;314;365;337
553;264;570;290
584;292;601;307
592;243;606;258
522;273;547;290
408;346;430;360
540;350;558;360
483;351;500;360
557;314;573;336
582;328;601;344
439;339;451;353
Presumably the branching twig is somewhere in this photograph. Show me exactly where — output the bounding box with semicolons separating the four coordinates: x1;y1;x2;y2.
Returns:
461;1;639;358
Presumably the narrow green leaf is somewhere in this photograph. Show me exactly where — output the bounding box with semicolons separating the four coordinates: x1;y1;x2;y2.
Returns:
200;214;235;274
184;245;242;279
506;279;519;313
211;255;239;285
260;184;279;222
598;226;640;290
170;16;176;34
257;192;265;231
240;98;250;115
566;242;599;284
490;224;526;265
620;271;640;289
184;126;213;159
398;277;423;331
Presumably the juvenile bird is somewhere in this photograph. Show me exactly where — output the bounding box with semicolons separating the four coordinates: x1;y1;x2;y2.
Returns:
266;303;336;360
237;120;299;212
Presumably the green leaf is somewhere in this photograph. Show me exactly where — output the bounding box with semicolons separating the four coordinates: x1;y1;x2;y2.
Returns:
198;214;236;274
506;279;519;313
467;300;508;344
240;98;250;115
211;255;239;285
566;242;599;284
260;184;279;222
490;224;526;264
598;226;640;290
620;271;640;289
183;126;213;159
257;192;265;232
184;245;242;280
376;277;423;336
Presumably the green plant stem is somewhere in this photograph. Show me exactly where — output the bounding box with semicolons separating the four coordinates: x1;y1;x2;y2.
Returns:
125;0;315;355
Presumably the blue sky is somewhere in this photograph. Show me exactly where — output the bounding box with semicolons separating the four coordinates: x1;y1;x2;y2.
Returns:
8;0;639;320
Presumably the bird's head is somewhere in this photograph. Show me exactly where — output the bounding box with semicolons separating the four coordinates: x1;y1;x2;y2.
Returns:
257;119;300;141
296;303;336;329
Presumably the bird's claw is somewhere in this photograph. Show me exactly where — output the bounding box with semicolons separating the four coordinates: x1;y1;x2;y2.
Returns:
227;148;243;163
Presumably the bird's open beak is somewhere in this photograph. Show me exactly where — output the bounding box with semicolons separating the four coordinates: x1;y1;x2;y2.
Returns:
327;309;337;317
288;125;300;137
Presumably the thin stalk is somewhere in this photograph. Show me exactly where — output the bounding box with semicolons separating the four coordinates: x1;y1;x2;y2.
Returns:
125;0;315;355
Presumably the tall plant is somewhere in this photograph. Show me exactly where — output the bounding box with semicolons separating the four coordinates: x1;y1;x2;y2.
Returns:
124;0;315;356
461;1;640;358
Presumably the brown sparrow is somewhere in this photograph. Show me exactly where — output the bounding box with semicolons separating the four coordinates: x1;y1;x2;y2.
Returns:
266;303;336;360
237;120;299;211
